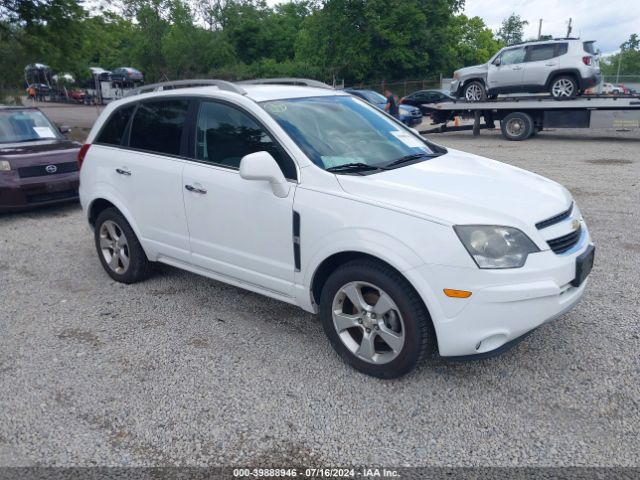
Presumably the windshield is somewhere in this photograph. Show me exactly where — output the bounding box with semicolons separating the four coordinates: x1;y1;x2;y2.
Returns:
353;90;386;104
261;96;437;171
0;109;61;143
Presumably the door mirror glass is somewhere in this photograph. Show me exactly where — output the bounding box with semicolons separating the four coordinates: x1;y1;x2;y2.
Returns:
239;151;290;198
493;57;501;67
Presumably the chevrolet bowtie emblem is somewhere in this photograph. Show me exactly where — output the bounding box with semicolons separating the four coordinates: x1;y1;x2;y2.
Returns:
572;219;580;230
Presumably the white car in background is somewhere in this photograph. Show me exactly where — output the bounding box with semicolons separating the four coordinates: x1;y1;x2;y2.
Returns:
78;81;594;378
602;82;623;94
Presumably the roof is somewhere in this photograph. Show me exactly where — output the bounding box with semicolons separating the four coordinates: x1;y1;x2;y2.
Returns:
122;83;344;104
0;106;38;111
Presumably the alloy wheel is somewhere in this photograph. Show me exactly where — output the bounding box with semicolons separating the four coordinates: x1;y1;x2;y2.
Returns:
465;83;484;101
552;79;575;97
99;220;130;274
331;281;405;364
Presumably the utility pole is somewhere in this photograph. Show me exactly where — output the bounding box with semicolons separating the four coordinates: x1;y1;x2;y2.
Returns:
566;18;572;38
616;47;623;84
538;19;542;40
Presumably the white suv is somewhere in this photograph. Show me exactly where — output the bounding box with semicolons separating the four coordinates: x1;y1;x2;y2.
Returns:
79;81;594;378
451;39;601;101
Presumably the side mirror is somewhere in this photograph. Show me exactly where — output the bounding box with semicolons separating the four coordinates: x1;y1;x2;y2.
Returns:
493;57;501;66
59;125;71;134
239;151;290;198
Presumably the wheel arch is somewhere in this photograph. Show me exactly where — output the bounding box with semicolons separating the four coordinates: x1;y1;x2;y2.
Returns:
309;250;440;355
545;69;580;89
85;195;152;259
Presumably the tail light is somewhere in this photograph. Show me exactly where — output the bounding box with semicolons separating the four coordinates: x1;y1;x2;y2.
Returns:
582;56;592;66
77;144;91;169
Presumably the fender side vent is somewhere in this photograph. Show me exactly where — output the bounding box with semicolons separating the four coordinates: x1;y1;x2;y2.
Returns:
293;211;301;271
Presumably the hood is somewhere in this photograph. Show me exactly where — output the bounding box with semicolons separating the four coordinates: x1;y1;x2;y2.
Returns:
399;104;419;113
455;63;488;76
0;139;80;156
336;148;572;232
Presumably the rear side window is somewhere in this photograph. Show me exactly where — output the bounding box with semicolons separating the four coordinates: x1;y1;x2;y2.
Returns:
527;44;557;62
556;43;568;56
96;105;134;146
129;100;190;156
583;41;596;54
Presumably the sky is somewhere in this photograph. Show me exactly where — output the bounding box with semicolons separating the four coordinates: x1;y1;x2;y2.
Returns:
265;0;639;55
463;0;640;54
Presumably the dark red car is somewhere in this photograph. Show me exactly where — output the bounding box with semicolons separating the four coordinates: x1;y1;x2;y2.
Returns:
0;106;80;212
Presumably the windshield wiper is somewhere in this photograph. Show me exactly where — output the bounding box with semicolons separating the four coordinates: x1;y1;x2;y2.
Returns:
384;152;442;169
325;162;388;174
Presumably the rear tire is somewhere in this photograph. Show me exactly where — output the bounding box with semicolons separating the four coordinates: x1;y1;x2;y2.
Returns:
500;112;534;141
319;259;435;378
463;80;487;102
550;75;578;100
94;208;152;284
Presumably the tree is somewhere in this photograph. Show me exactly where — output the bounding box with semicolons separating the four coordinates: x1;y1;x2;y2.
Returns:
496;13;528;45
450;15;502;69
600;33;640;77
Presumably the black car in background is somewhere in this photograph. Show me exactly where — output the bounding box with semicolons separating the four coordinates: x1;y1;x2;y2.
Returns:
400;89;455;114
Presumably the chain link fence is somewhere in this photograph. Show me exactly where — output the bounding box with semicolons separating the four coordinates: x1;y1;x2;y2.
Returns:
345;76;445;96
602;75;640;92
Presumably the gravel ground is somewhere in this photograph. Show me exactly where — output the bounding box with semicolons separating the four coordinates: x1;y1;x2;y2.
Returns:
0;121;639;468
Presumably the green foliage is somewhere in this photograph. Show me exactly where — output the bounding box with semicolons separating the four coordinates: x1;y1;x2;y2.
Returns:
450;15;503;69
496;13;528;45
0;0;509;90
600;34;640;76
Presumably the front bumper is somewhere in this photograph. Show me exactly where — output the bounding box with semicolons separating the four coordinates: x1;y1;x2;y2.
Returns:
0;173;79;212
450;80;461;96
406;228;594;357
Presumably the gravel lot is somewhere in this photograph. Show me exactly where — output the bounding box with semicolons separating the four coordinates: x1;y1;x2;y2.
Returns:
1;105;639;468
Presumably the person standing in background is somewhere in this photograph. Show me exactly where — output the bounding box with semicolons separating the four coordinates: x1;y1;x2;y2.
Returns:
384;88;399;119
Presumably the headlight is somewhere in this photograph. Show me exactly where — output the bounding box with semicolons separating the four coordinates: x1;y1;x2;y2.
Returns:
454;225;539;269
0;160;11;171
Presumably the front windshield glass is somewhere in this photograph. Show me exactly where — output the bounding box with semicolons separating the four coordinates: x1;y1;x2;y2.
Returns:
0;109;61;143
356;90;386;104
261;96;436;171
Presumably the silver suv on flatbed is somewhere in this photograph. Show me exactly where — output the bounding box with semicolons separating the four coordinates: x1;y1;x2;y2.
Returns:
451;38;601;101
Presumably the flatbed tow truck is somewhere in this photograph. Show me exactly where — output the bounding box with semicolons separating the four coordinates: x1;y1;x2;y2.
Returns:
419;94;640;141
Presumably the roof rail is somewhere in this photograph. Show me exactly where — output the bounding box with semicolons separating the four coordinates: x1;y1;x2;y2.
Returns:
237;78;334;89
125;79;246;97
506;37;581;47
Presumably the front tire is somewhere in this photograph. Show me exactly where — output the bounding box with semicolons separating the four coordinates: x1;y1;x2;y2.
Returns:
463;80;487;102
94;207;151;284
550;75;578;99
319;260;435;378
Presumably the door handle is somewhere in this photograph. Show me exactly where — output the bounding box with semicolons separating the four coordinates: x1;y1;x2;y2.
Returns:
115;167;131;176
185;184;207;194
512;66;523;71
545;63;557;66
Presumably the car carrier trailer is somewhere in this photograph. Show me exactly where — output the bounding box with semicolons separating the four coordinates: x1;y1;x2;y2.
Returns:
419;94;640;141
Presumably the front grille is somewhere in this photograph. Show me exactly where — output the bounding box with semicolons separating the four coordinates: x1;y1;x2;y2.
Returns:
26;189;78;204
18;161;78;178
547;225;581;254
536;203;573;230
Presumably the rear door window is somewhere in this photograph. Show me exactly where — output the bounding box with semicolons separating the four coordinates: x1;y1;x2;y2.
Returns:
526;44;557;62
129;99;190;156
583;41;596;54
96;105;135;146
